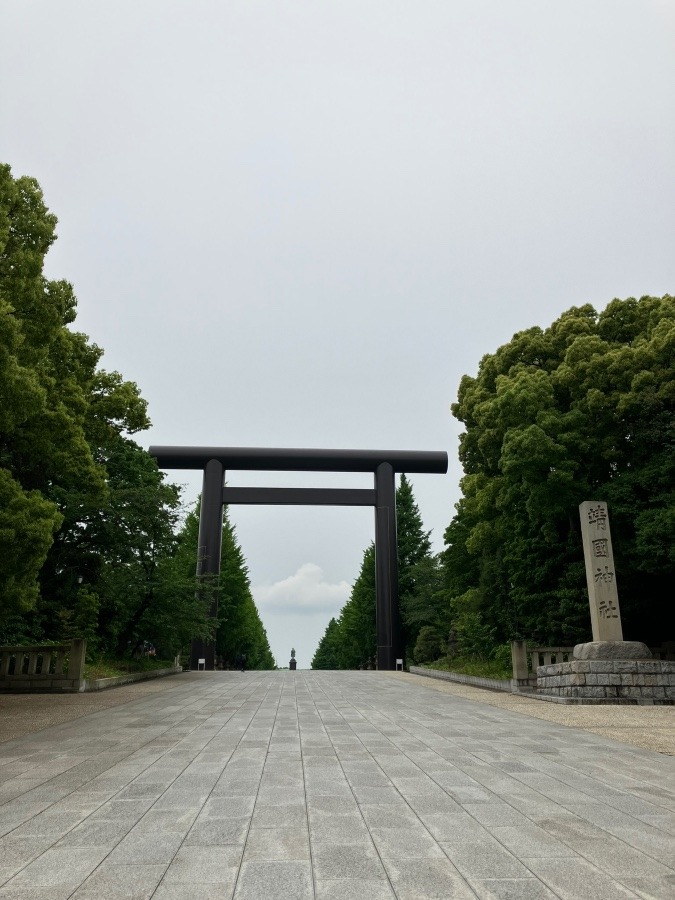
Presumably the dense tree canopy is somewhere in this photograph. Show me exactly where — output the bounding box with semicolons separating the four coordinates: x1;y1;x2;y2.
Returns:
1;163;95;615
445;296;674;651
0;163;211;653
314;295;674;669
0;163;271;665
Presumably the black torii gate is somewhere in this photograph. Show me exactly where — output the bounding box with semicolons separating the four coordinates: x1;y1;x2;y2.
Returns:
150;447;448;671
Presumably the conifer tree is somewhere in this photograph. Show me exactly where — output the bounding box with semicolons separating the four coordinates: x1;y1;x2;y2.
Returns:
173;504;275;668
396;474;433;657
217;506;274;668
311;617;343;669
311;477;434;667
336;543;377;668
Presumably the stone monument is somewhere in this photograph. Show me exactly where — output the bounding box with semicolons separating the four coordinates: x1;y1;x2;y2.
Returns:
579;501;623;641
535;501;674;704
289;648;297;671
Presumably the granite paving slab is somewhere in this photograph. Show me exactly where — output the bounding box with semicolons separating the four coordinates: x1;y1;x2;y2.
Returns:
0;670;674;898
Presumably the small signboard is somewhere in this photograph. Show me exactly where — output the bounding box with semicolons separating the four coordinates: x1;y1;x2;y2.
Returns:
198;658;206;670
396;658;403;671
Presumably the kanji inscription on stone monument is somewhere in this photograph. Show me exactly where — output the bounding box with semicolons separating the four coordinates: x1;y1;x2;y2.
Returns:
579;501;623;641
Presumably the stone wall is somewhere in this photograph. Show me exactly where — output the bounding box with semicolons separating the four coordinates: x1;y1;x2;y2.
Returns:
81;667;182;691
409;666;516;693
537;658;675;704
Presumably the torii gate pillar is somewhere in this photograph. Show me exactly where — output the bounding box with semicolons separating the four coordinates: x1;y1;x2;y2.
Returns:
190;459;225;671
375;462;401;670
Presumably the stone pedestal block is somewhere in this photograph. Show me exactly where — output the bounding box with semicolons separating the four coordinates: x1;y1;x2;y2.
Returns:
510;640;530;680
537;658;675;704
573;641;652;660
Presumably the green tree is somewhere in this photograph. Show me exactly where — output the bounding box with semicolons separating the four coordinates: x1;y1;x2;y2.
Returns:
311;617;343;669
396;473;433;657
215;507;274;668
0;470;60;618
64;437;214;657
174;504;275;669
447;295;675;651
0;163;153;637
0;166;109;498
312;476;435;668
0;163;91;619
414;625;445;664
311;545;376;670
337;543;377;668
400;553;448;660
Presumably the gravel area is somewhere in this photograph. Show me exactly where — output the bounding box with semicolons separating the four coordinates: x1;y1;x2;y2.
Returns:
0;675;187;743
392;670;675;755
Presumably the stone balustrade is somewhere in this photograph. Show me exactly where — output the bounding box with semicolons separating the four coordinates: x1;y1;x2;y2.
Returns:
510;641;574;690
0;639;86;692
530;646;574;668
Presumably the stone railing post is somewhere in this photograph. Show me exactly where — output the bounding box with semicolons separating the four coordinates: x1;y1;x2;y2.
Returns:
69;639;87;683
511;640;529;680
511;640;536;692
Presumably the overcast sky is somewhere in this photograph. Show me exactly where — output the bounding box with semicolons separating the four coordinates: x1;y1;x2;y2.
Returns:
2;2;674;667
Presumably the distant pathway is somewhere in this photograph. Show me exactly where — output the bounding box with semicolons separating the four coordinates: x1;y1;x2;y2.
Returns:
0;671;673;899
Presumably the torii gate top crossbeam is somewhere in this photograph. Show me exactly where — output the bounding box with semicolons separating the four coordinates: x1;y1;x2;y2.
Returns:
149;446;448;474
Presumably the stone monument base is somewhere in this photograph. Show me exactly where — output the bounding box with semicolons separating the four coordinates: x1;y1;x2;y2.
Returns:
537;641;674;704
573;640;652;660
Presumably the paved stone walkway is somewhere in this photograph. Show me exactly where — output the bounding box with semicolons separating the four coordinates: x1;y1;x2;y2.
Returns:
1;671;674;900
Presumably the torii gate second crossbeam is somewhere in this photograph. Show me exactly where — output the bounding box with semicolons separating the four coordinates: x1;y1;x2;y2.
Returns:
150;447;448;671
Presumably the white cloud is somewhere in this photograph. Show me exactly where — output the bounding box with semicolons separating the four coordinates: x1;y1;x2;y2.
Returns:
253;563;350;615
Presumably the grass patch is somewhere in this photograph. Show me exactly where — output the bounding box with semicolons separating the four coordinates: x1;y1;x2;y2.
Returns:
418;656;512;680
83;656;177;680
